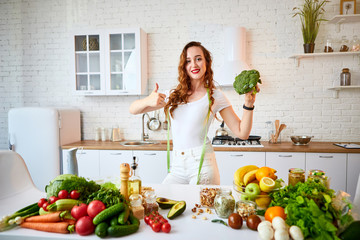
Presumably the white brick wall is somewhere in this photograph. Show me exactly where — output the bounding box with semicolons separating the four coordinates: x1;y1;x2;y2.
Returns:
1;0;360;149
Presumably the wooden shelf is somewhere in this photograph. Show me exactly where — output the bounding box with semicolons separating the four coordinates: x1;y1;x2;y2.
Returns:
328;14;360;24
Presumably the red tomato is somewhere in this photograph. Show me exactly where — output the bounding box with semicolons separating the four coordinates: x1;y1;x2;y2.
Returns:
38;198;47;208
159;218;168;225
161;222;171;233
75;216;95;236
144;215;150;225
151;222;161;232
71;203;88;220
58;190;69;199
70;190;80;199
49;196;59;204
87;200;106;218
148;218;155;226
42;202;50;211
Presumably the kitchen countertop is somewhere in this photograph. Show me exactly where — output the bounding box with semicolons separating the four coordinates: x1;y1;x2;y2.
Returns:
0;184;259;240
62;140;360;153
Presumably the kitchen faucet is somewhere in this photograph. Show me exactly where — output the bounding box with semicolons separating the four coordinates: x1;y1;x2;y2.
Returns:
142;113;150;141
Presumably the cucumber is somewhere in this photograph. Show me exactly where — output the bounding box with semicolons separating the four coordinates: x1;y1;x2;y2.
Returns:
93;203;125;225
118;204;130;225
167;201;186;220
95;222;109;238
110;216;119;226
156;197;178;209
339;221;360;240
107;214;140;237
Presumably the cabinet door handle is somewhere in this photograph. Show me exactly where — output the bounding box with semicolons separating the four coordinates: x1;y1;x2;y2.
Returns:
77;152;87;155
230;154;244;157
319;155;333;158
144;153;156;156
110;153;122;155
278;155;292;157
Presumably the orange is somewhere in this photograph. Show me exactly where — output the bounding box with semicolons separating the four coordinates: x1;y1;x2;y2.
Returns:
255;166;277;182
264;206;287;222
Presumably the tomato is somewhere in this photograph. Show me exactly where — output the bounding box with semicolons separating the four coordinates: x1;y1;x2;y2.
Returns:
38;198;47;208
75;216;95;236
49;196;59;204
58;190;69;199
42;202;50;211
228;213;243;229
71;203;88;220
159;218;168;225
144;215;150;225
151;222;161;232
265;206;287;222
161;222;171;233
148;218;155;226
87;200;106;218
70;190;80;199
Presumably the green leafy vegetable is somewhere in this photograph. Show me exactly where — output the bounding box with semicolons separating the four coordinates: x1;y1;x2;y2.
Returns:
211;219;228;226
233;69;262;95
86;182;127;207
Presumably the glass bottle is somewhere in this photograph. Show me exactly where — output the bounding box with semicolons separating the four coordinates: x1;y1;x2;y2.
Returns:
128;156;142;196
351;35;360;52
214;188;235;218
339;36;349;52
129;194;144;219
340;68;351;86
288;168;305;186
143;190;159;215
324;36;333;52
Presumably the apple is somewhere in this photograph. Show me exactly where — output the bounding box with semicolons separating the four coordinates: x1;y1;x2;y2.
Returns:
244;183;261;199
241;194;253;201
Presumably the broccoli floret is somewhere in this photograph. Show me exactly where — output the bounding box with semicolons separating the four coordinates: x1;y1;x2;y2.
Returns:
233;69;262;95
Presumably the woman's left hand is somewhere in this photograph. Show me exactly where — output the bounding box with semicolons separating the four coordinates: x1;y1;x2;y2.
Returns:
244;85;260;107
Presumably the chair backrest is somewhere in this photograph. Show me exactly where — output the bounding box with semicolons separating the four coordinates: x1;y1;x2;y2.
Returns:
0;150;36;199
354;173;360;209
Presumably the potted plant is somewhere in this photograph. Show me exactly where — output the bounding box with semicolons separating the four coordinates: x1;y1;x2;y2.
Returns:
293;0;329;53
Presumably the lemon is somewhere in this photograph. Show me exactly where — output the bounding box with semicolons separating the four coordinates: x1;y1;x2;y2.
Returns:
259;177;276;193
255;193;271;209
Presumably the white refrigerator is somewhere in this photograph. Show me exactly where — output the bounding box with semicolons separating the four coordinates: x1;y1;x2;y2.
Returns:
8;107;81;191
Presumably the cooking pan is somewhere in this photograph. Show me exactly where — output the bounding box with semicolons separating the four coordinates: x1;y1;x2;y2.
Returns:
147;110;161;131
239;135;262;141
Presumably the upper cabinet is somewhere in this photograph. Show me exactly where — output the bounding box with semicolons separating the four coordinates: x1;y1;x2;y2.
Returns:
73;28;148;96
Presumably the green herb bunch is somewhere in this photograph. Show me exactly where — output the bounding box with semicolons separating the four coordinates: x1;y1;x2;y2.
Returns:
86;182;127;207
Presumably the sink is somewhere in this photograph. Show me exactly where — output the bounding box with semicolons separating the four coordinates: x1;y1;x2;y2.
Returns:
119;140;160;146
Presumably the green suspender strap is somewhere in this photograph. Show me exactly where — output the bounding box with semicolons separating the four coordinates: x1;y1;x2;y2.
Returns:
167;88;212;185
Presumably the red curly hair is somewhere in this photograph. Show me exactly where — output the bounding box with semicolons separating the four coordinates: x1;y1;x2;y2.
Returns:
164;41;216;118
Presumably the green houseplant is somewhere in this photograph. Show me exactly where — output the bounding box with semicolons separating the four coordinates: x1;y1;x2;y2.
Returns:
293;0;329;53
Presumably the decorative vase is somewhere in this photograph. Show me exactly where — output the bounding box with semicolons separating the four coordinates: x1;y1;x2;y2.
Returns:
303;43;315;53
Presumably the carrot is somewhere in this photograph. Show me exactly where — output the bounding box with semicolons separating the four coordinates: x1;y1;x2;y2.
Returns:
20;222;73;234
25;211;62;222
62;219;76;225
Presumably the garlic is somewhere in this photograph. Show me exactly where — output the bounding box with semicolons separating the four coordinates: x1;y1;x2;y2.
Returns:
289;225;304;240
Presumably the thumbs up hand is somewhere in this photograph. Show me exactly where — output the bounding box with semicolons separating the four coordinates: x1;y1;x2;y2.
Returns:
148;83;166;108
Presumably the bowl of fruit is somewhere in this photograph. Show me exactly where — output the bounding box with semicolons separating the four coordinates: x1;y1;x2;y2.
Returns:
232;165;284;209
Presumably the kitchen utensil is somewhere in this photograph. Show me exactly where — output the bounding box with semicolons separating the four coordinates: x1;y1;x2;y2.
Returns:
147;110;161;131
275;120;280;135
111;127;121;141
215;121;229;137
275;124;286;142
290;136;314;145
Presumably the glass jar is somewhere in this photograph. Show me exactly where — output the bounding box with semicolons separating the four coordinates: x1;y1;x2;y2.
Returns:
143;190;159;215
324;36;334;52
129;194;144;219
340;68;351;86
339;36;349;52
351;35;360;52
214;188;235;218
200;187;219;207
308;169;330;188
288;168;305;186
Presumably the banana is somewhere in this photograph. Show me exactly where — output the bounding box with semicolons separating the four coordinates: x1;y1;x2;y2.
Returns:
234;165;259;186
243;169;258;186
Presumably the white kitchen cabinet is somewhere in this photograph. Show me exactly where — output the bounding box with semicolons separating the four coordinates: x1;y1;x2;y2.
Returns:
306;153;347;193
215;151;266;185
347;154;360;202
265;152;306;185
133;150;169;184
99;150;133;178
74;149;100;179
72;28;147;95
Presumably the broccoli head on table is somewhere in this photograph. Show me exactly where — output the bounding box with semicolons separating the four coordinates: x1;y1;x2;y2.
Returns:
233;69;262;95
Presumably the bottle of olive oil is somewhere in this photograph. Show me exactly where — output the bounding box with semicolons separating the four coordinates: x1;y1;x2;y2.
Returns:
128;156;142;196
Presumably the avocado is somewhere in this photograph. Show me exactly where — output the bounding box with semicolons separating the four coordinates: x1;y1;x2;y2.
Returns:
156;197;179;209
339;221;360;240
167;201;186;219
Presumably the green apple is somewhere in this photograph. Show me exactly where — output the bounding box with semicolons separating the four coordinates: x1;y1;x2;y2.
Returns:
244;183;261;200
240;193;252;201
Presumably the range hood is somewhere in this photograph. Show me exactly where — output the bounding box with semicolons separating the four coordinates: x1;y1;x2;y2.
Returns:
216;27;250;86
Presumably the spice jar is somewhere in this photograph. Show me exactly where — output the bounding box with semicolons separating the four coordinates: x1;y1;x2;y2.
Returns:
129;194;144;219
324;36;333;52
339;36;349;52
351;35;360;52
214;188;235;218
340;68;351;86
308;169;330;188
288;168;305;186
143;190;159;215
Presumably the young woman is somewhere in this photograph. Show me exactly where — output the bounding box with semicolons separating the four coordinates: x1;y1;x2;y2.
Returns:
129;41;259;185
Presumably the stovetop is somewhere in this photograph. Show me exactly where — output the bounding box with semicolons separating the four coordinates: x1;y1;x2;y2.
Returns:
212;136;264;147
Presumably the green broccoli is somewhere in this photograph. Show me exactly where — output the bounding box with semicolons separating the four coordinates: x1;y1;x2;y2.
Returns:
233;69;262;95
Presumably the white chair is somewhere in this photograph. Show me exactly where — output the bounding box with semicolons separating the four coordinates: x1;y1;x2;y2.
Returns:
354;173;360;210
0;150;45;216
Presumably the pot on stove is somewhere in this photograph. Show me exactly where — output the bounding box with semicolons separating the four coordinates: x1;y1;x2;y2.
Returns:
215;121;229;137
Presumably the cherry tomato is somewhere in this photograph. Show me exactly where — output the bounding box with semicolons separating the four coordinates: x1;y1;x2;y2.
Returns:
151;222;161;232
148;218;155;226
58;190;69;199
49;196;59;204
161;222;171;233
70;190;80;199
159;218;168;225
144;215;150;225
38;198;47;208
87;200;106;218
42;202;50;211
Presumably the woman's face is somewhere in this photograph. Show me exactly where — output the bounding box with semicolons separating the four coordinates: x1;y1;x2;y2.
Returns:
185;46;207;82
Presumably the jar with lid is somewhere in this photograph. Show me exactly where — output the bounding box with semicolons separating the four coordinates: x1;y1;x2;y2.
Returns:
339;36;349;52
351;35;360;52
324;36;333;52
143;190;159;215
288;168;305;186
129;194;144;219
214;188;235;218
308;169;330;188
340;68;351;86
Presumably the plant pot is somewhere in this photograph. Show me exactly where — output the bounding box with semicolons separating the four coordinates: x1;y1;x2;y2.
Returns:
303;43;315;53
